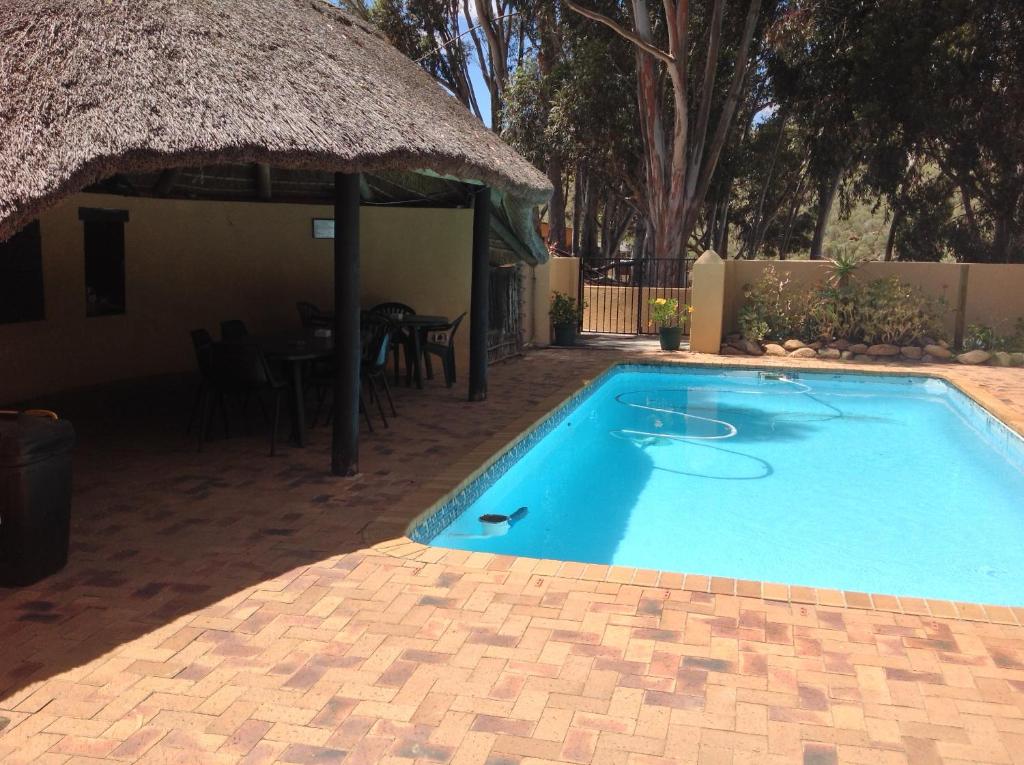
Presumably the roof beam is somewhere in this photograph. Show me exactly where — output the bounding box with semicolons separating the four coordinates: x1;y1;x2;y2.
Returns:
154;169;179;197
255;163;272;201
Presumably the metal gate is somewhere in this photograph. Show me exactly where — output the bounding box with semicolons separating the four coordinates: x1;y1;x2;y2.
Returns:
579;257;694;335
488;264;522;361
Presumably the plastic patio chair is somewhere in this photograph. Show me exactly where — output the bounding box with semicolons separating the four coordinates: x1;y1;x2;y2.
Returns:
219;319;249;341
297;301;332;330
186;328;216;434
200;342;287;456
422;312;466;388
361;312;397;427
369;302;416;384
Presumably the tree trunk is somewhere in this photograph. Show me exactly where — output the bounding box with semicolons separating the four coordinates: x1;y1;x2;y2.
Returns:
809;169;841;260
714;188;731;256
545;155;566;250
749;112;788;258
884;206;903;262
992;213;1012;263
632;217;648;267
538;6;565;251
579;172;599;260
571;164;584;258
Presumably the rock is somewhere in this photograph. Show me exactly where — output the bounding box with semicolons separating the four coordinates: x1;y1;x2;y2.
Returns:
957;349;991;365
783;339;806;351
921;336;937;347
726;333;742;343
840;350;855;360
849;343;868;354
743;339;765;356
729;340;749;353
720;344;745;356
828;339;850;351
924;344;953;359
853;354;872;362
764;343;787;357
922;353;936;363
867;344;900;356
817;348;841;360
788;347;817;358
807;341;823;350
992;351;1013;367
939;339;950;349
900;346;922;360
1011;352;1024;367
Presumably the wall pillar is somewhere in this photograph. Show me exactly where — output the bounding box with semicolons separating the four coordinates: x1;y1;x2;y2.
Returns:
689;249;726;353
468;185;490;402
331;172;361;476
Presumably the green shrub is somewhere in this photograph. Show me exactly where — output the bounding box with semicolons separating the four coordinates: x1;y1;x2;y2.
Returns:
807;285;862;342
549;291;584;325
963;319;1024;352
738;265;812;342
738;268;945;345
857;277;945;345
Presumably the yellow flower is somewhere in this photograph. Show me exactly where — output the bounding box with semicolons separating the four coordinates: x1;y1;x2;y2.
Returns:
687;305;695;313
654;298;667;305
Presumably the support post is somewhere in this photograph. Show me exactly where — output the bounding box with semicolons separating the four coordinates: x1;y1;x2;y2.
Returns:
689;250;727;353
332;172;361;476
468;185;490;402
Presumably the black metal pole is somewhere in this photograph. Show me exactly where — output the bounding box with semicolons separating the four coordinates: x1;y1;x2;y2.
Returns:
332;172;361;476
468;185;490;402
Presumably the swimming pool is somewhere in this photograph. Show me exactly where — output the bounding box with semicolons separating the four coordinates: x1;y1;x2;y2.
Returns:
412;365;1024;606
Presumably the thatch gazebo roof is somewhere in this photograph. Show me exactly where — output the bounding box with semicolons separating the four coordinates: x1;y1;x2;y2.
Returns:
0;0;552;255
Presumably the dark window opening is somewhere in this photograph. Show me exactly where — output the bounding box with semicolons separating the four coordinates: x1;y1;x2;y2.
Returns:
80;209;127;317
0;221;45;324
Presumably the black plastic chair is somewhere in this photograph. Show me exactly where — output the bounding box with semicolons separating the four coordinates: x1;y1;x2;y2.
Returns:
199;342;287;456
370;302;416;384
297;301;332;330
361;313;397;427
186;329;215;434
422;312;466;388
220;319;249;341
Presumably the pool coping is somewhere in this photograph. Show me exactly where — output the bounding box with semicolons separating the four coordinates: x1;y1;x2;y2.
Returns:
364;355;1024;626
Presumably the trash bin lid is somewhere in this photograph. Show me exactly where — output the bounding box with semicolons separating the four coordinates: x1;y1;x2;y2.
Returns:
0;413;76;467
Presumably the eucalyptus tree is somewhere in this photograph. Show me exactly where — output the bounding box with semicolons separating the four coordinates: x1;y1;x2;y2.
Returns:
562;0;773;261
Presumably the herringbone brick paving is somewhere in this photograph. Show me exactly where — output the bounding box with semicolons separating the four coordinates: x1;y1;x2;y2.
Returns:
1;347;1023;764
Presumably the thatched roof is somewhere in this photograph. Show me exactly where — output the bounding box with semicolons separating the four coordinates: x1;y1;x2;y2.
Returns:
0;0;552;259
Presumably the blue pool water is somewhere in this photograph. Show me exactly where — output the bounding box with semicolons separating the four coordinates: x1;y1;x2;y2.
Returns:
416;366;1024;605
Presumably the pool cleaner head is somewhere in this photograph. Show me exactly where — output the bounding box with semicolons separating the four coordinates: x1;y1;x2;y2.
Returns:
478;507;528;536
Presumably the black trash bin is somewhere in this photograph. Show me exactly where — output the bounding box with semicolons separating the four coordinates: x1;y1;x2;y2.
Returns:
0;411;75;586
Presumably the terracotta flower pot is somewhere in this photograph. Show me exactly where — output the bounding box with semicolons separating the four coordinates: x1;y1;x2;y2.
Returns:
659;326;682;351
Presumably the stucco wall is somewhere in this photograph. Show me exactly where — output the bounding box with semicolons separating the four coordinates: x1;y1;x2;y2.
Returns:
716;259;1023;342
0;193;474;404
526;256;579;346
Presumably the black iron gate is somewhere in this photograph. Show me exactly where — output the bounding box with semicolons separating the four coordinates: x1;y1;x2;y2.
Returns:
579;257;694;335
488;264;522;361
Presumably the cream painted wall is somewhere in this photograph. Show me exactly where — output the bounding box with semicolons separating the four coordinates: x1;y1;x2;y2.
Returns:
528;256;579;346
0;193;474;404
704;257;1024;349
360;208;473;375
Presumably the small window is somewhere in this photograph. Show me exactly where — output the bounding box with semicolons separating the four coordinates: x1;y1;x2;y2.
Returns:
80;208;128;317
0;221;45;324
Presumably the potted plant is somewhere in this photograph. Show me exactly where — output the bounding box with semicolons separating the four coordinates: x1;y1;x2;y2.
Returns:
550;291;584;346
650;297;692;351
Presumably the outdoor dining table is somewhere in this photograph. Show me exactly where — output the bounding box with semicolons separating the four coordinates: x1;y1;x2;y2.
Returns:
249;333;333;447
396;315;448;389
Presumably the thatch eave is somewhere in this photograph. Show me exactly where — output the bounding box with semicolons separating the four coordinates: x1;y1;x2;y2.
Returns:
0;0;552;261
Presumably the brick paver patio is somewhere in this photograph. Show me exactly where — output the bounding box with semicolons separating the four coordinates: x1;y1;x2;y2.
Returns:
1;346;1023;764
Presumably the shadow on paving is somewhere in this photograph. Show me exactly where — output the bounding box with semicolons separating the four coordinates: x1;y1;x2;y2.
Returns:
0;354;608;703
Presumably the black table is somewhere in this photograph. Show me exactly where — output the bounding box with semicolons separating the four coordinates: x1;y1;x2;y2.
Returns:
396;315;448;389
250;333;333;447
